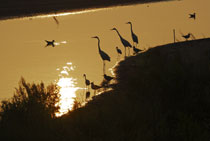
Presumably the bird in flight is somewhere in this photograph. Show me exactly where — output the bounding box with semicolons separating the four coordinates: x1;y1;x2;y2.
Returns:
189;13;196;20
45;40;55;47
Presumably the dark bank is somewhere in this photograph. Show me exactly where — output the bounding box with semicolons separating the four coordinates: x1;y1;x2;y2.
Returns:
1;38;210;140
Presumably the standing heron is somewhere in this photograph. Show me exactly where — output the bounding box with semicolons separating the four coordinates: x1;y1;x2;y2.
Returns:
111;28;132;57
92;36;111;74
126;22;139;48
83;74;90;90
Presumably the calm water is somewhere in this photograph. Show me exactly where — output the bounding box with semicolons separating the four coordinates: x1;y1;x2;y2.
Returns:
0;0;210;114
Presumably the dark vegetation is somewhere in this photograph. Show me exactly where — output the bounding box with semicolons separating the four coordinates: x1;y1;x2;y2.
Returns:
1;38;210;140
0;0;171;20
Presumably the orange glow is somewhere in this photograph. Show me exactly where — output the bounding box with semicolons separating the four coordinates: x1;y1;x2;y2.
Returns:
55;62;79;117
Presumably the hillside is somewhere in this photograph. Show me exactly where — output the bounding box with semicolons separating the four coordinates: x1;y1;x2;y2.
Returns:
60;38;210;140
1;38;210;140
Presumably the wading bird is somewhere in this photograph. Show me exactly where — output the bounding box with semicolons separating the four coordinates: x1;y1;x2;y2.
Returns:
92;36;111;74
103;74;114;82
189;13;196;20
133;46;142;55
91;82;101;95
83;74;90;90
45;40;55;47
182;33;191;41
126;22;139;48
116;47;122;55
116;46;122;60
86;91;90;99
111;28;132;57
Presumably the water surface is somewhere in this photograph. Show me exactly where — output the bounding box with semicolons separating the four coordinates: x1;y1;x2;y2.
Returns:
0;0;209;113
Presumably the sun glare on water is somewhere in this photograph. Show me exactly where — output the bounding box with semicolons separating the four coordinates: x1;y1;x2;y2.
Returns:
55;62;79;117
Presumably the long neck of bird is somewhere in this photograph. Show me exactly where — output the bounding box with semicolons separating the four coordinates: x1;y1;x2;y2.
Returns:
129;23;133;34
115;29;122;39
84;75;86;80
97;38;101;52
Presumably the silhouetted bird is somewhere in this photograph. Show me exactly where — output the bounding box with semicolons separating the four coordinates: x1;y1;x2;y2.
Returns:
182;33;191;41
83;74;90;90
92;36;111;74
86;91;90;99
103;74;114;82
111;28;132;57
45;40;55;47
116;46;122;55
133;46;142;55
53;16;59;25
126;22;139;47
91;82;101;95
189;13;196;20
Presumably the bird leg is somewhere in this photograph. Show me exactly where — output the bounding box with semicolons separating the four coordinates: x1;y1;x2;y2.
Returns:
124;47;126;58
117;54;119;61
103;61;105;75
128;47;130;56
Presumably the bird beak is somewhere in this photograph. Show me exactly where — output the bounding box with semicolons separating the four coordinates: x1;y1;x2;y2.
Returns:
91;36;96;38
110;28;114;30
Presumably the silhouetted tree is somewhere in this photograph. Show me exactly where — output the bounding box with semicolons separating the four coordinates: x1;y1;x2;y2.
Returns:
0;77;60;130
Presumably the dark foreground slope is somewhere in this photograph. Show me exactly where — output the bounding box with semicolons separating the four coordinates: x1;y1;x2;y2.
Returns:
1;38;210;140
0;0;171;20
60;38;210;140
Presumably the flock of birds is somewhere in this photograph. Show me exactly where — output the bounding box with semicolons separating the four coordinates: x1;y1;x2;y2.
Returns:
44;12;196;100
85;21;141;99
44;21;142;100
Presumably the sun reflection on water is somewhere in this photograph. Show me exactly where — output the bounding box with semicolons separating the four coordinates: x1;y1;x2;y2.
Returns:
55;62;80;117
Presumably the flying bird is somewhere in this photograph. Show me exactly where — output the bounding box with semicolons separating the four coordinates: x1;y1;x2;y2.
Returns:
189;13;196;20
126;22;139;47
111;28;132;57
92;36;111;74
45;40;55;47
53;16;59;25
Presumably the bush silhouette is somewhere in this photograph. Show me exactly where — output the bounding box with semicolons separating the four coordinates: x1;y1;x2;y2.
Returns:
0;77;60;139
